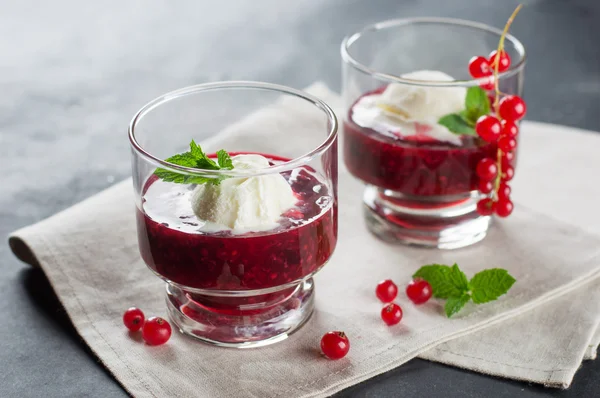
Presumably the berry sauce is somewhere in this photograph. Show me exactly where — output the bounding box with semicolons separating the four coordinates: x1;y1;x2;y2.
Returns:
343;88;501;197
137;154;337;292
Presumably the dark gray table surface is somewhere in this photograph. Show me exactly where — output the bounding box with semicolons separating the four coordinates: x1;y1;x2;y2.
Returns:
2;0;599;397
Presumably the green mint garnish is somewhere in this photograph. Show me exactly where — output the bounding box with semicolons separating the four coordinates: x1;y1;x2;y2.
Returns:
465;85;491;119
154;140;233;186
438;114;476;136
413;263;516;318
438;86;492;136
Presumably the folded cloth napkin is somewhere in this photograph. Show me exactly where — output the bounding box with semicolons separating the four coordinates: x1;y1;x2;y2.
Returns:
8;83;600;397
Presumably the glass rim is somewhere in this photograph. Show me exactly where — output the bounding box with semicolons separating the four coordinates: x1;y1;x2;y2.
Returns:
128;81;338;178
341;17;526;87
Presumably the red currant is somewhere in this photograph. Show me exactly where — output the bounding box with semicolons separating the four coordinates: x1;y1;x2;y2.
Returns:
476;158;498;181
496;199;514;217
406;279;433;305
468;56;491;78
477;198;496;216
142;317;172;345
381;303;403;326
488;50;511;72
480;76;495;91
320;331;350;360
475;115;502;143
499;95;527;121
498;136;517;152
375;279;398;303
498;182;511;201
488;94;497;111
501;120;519;138
501;165;515;182
478;180;494;194
501;151;515;168
123;307;145;332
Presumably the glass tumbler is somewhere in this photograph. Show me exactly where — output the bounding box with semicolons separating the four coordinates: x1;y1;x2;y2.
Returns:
129;82;338;347
341;18;525;249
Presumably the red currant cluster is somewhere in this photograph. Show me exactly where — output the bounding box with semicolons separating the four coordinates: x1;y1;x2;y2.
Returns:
468;51;527;218
123;307;172;346
320;278;432;360
375;278;432;325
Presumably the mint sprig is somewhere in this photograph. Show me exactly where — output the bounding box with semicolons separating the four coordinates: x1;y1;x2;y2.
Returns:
438;86;492;136
413;263;516;317
154;140;233;185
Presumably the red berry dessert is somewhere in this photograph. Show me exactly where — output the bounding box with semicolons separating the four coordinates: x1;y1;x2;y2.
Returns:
340;6;525;248
344;71;502;199
138;153;336;293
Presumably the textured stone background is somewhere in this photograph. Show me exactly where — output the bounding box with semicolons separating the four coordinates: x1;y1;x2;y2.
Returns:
1;0;599;396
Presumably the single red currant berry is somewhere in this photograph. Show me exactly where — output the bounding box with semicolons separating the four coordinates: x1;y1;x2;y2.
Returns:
123;307;145;332
480;76;495;91
381;303;403;326
477;198;496;216
376;279;398;303
488;50;511;72
496;199;514;217
501;151;515;168
498;136;517;152
476;158;498;181
488;94;497;111
475;115;502;143
478;180;494;194
142;317;172;346
501;119;519;138
468;56;491;78
498;182;511;201
501;165;515;182
406;279;433;305
499;95;527;121
320;331;350;360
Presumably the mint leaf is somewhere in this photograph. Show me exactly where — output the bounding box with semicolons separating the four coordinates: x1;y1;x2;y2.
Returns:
413;264;469;299
154;168;220;185
465;86;491;121
438;87;492;135
217;149;234;170
445;293;471;318
448;263;469;292
189;139;204;159
469;268;516;304
189;140;220;170
438;114;477;136
414;263;516;318
163;153;198;168
459;110;476;127
153;140;234;185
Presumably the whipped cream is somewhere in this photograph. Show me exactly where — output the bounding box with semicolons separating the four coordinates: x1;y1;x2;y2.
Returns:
190;154;297;232
351;70;467;146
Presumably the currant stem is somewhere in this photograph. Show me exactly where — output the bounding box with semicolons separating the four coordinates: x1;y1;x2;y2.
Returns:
492;4;523;195
493;4;523;104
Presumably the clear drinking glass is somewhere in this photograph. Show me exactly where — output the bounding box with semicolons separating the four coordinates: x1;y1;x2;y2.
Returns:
129;82;338;347
341;18;525;249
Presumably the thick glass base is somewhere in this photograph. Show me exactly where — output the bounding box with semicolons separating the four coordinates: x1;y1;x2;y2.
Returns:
166;278;315;348
363;185;491;249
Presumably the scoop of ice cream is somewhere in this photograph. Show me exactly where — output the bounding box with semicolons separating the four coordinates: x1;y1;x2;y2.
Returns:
351;70;467;145
190;154;297;232
378;70;466;121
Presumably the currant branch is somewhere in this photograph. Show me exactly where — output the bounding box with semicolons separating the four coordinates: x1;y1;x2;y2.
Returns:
470;4;526;218
493;4;523;195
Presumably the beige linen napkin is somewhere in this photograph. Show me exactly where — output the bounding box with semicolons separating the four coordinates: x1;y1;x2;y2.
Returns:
9;83;600;397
